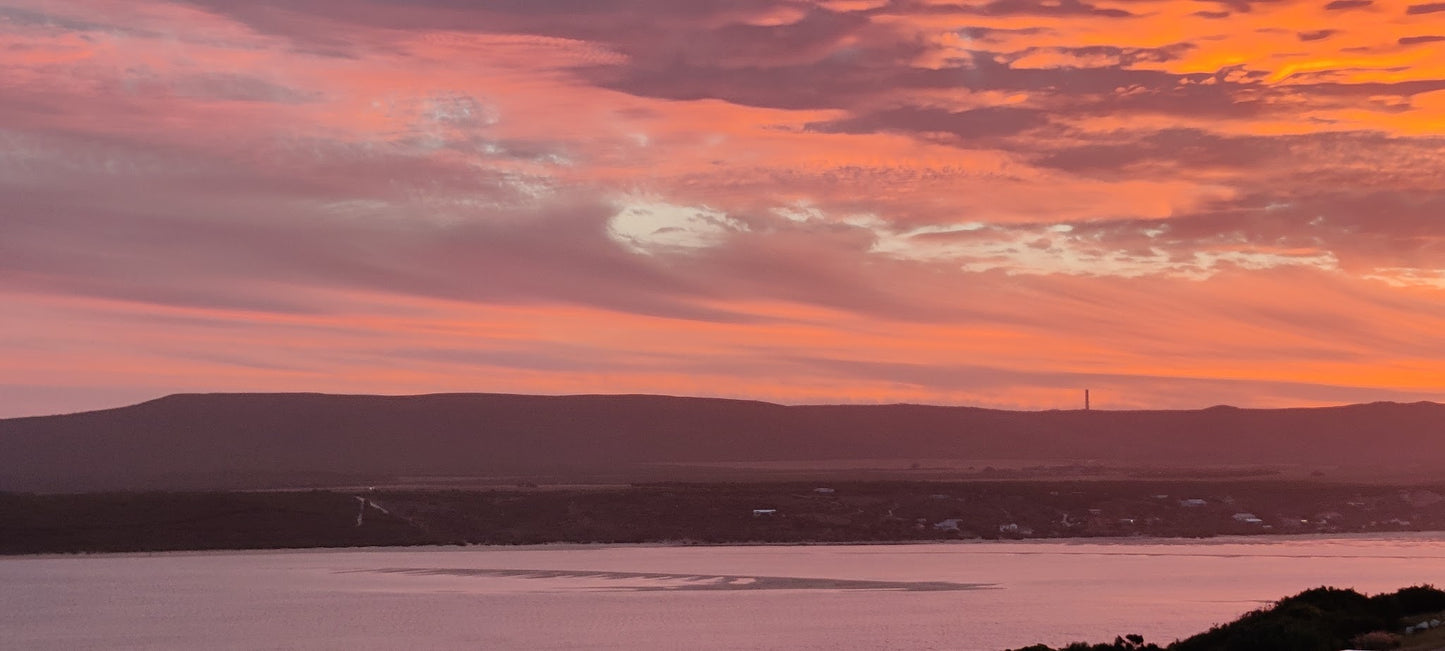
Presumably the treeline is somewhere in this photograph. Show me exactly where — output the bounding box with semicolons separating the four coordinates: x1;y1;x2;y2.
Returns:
1007;585;1445;651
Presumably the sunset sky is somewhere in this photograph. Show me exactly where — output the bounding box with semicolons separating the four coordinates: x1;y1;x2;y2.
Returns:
4;0;1445;417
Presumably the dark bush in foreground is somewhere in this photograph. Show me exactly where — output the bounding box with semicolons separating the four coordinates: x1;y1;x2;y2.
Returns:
1009;634;1162;651
1006;585;1445;651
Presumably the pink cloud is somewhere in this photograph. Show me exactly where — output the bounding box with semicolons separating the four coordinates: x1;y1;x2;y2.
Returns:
2;0;1445;417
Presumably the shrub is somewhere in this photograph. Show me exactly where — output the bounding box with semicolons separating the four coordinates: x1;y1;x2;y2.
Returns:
1348;630;1402;650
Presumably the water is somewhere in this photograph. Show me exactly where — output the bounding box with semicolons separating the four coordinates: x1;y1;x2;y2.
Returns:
5;534;1445;650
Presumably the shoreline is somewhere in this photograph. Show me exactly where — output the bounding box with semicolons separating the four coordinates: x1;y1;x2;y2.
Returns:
9;529;1445;561
9;480;1445;555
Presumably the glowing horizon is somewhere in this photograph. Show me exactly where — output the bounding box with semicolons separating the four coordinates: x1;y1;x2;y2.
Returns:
4;0;1445;418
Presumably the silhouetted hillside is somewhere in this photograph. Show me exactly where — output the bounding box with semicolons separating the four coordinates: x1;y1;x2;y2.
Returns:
1;393;1442;491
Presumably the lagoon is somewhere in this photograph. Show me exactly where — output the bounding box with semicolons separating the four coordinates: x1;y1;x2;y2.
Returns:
6;534;1445;650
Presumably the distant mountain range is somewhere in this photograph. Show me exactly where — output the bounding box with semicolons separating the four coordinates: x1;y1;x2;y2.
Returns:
1;393;1443;492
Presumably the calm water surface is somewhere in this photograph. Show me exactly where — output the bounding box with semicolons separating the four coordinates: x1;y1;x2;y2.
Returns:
5;534;1445;650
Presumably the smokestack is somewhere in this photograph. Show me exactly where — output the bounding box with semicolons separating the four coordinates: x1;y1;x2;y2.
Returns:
1085;389;1090;411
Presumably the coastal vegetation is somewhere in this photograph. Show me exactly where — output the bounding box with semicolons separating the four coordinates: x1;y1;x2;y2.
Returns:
5;479;1445;554
1006;585;1445;651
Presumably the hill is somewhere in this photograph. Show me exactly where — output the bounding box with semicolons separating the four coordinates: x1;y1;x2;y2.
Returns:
1;393;1443;491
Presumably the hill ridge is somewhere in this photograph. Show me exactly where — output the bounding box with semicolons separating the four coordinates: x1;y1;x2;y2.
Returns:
2;392;1443;492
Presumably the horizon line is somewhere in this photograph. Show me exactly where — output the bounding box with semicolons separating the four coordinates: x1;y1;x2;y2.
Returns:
5;390;1441;421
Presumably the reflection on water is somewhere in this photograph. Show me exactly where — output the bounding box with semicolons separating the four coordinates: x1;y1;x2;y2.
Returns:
4;534;1445;650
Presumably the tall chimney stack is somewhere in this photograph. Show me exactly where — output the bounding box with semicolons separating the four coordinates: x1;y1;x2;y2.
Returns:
1085;389;1090;411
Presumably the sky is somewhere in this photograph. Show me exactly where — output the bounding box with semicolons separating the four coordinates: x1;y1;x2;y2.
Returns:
3;0;1445;418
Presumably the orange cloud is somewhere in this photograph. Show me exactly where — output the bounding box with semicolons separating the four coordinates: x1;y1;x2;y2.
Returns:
2;0;1444;417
